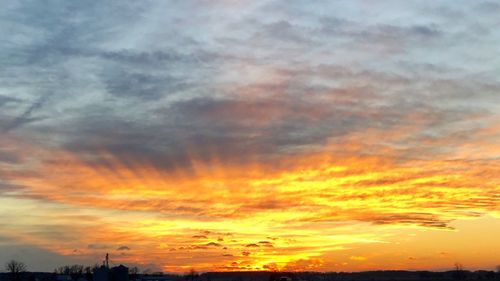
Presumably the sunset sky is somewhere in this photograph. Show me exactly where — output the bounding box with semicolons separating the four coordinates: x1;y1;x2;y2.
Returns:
1;0;500;273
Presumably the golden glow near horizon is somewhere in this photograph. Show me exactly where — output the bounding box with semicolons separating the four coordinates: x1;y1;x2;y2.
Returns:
1;141;499;272
1;0;500;274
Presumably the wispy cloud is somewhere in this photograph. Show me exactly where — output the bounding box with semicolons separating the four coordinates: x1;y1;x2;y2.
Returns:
0;0;499;272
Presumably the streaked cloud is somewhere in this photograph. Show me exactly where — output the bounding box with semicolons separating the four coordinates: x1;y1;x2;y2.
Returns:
0;0;499;273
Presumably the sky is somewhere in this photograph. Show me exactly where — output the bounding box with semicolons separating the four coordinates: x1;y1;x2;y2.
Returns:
0;0;499;273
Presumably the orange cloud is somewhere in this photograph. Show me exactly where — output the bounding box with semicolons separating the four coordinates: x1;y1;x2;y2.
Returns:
1;122;499;272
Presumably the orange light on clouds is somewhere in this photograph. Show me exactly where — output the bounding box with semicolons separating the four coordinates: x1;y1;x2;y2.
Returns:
1;1;500;273
1;137;499;272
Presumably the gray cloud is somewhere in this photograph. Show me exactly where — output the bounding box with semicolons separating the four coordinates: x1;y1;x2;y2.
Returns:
0;2;499;264
117;246;130;251
88;244;112;250
0;95;21;108
0;242;79;272
0;182;26;194
0;150;22;164
2;94;52;133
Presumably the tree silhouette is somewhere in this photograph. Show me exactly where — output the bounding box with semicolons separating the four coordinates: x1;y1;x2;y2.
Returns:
129;267;139;281
5;260;27;281
55;265;84;277
129;267;139;275
84;266;93;281
185;269;198;281
91;264;100;274
453;263;465;280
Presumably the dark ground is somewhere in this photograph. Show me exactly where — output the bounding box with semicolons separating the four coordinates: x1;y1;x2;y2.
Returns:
1;270;500;281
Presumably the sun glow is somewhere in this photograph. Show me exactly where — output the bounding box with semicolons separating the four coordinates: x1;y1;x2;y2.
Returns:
1;141;498;272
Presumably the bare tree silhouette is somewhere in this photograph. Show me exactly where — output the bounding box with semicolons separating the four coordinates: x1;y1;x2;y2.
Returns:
453;263;465;280
5;260;27;281
185;269;198;281
91;264;100;274
129;267;139;281
54;264;85;279
84;266;93;281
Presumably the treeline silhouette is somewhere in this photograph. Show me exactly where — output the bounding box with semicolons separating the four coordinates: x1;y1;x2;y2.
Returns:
2;260;500;281
51;264;139;281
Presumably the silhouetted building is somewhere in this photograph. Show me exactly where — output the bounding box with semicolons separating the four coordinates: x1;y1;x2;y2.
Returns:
93;264;129;281
92;253;128;281
111;265;129;281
